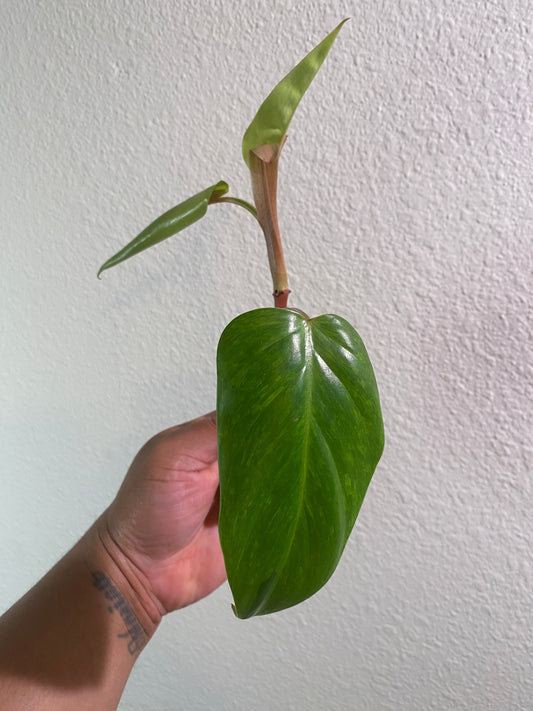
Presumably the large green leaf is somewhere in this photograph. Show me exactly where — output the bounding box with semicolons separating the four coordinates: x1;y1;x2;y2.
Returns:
242;19;348;166
217;307;384;618
98;181;228;276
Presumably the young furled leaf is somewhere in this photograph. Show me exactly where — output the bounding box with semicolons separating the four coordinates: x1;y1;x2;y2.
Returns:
98;181;229;277
241;20;348;305
242;19;348;166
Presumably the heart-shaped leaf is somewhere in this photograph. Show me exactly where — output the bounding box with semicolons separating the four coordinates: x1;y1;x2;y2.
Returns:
217;307;384;618
98;181;228;276
242;19;348;166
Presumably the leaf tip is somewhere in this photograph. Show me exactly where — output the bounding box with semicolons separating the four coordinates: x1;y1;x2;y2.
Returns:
97;262;109;279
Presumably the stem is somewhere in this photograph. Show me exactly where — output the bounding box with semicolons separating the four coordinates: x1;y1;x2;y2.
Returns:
248;146;290;307
273;290;290;308
212;196;258;220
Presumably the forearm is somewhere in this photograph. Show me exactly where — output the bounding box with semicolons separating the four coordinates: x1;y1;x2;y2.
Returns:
0;516;162;711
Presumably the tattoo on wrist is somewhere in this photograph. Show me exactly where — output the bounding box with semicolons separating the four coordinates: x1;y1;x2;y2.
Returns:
91;571;147;655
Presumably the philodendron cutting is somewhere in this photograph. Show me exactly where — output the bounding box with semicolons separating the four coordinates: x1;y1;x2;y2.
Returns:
99;20;384;619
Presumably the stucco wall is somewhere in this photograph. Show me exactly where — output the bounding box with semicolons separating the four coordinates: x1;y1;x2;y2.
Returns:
1;0;531;709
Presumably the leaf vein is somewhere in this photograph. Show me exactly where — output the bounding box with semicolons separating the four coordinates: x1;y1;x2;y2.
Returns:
313;348;368;422
311;413;347;548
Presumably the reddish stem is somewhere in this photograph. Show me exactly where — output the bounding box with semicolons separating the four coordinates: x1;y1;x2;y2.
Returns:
248;146;289;307
273;289;291;308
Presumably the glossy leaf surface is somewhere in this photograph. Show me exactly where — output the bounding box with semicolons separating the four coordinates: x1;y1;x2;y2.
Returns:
217;308;384;618
98;181;228;276
242;19;347;166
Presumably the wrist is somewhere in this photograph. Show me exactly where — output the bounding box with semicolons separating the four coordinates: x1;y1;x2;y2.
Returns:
82;514;163;649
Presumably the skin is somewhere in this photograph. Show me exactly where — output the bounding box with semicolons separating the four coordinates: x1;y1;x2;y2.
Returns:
0;412;227;711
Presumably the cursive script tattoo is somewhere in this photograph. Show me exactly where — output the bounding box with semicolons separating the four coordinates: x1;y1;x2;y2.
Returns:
91;571;147;655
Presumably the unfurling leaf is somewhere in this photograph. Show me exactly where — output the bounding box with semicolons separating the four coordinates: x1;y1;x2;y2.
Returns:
242;19;348;166
98;181;228;276
217;307;384;618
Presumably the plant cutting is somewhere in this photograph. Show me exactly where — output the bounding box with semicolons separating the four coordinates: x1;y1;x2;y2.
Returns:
99;20;384;619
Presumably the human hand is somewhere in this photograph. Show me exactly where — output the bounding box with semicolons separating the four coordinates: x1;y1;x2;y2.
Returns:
0;413;226;711
100;412;227;616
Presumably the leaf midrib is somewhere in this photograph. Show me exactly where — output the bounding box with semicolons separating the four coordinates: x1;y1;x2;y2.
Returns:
253;319;314;615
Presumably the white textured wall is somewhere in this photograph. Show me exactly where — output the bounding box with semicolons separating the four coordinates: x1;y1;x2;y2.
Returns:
1;0;531;709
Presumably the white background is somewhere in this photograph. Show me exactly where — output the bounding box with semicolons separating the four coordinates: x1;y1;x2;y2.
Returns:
1;0;531;709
